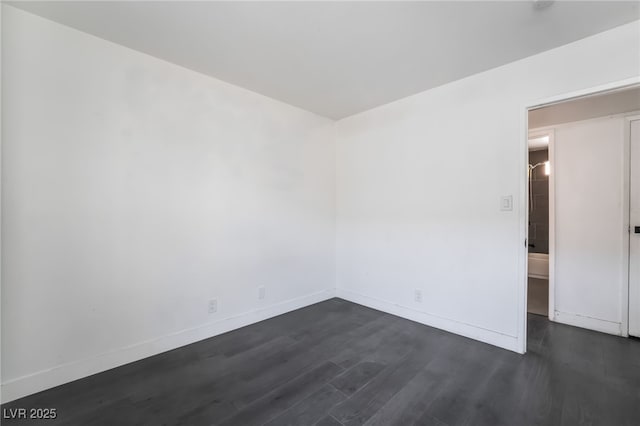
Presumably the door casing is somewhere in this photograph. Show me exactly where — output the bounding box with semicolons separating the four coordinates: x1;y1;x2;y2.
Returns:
519;77;640;354
626;115;640;337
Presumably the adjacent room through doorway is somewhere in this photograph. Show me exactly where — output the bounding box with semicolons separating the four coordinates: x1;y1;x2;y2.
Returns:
527;132;551;317
526;85;640;337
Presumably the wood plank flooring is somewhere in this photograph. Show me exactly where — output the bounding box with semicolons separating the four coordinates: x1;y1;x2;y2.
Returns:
2;298;640;425
527;278;548;316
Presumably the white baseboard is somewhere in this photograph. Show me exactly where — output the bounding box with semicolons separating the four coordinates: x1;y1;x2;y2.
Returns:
1;288;336;404
553;310;622;335
336;288;521;353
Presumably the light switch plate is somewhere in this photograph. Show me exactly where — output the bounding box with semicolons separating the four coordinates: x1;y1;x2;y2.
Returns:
500;195;513;211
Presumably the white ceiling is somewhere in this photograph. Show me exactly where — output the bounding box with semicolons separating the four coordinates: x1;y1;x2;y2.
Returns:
8;1;640;119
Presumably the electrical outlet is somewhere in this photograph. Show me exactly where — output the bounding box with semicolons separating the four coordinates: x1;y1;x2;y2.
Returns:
258;286;266;300
208;299;217;314
414;289;423;303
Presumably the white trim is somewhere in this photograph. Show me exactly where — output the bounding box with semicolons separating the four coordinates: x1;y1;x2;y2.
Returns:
0;288;336;404
336;288;521;353
527;77;640;112
553;311;622;336
624;114;640;337
518;102;529;354
0;2;3;405
620;115;637;338
548;130;556;322
520;77;640;354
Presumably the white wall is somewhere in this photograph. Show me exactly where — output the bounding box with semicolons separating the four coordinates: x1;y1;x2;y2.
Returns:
1;6;335;402
335;20;640;352
551;116;628;334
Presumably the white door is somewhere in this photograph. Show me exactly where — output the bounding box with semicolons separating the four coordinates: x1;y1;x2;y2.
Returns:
554;117;627;334
629;118;640;337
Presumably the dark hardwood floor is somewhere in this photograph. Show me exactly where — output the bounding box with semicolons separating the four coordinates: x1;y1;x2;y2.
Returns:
3;298;640;425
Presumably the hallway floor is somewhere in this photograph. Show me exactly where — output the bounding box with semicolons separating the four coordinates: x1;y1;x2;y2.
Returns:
2;298;639;426
528;277;549;316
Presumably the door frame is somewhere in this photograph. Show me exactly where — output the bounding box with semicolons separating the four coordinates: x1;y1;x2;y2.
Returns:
625;114;640;337
518;76;640;354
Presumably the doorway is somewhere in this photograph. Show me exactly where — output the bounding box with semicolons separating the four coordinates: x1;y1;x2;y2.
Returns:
523;82;640;351
526;131;552;318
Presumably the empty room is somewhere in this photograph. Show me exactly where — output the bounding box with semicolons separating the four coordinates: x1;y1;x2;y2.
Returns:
1;1;640;425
